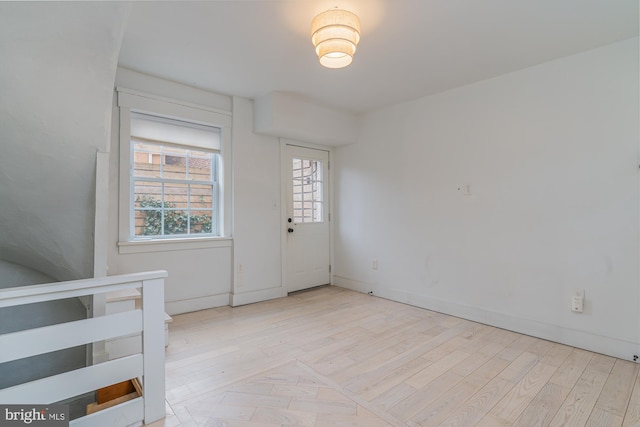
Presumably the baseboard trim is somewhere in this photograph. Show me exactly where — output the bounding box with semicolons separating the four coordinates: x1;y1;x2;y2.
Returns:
231;286;283;307
333;275;639;362
165;293;230;315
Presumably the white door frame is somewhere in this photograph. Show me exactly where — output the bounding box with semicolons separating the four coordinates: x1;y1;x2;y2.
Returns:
280;138;334;296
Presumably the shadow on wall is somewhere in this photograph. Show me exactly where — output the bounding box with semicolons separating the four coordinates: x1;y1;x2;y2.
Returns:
0;260;87;389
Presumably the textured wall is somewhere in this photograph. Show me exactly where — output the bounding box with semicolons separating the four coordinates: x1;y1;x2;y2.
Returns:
0;2;128;280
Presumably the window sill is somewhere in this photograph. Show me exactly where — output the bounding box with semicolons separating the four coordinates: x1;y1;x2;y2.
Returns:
117;236;232;254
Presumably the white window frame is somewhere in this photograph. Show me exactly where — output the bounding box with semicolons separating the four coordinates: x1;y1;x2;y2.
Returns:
117;88;232;254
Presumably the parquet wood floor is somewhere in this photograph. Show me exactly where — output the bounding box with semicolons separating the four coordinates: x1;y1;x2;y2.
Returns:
146;286;640;427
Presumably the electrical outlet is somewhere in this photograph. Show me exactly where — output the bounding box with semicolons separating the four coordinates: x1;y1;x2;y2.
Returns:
372;259;378;270
571;297;583;313
571;289;585;313
458;184;472;195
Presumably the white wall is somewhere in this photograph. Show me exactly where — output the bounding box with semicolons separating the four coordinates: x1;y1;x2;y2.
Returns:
107;69;233;315
0;260;53;288
0;2;126;392
0;260;87;390
0;3;128;281
231;97;283;305
107;71;285;313
333;38;640;360
254;91;359;146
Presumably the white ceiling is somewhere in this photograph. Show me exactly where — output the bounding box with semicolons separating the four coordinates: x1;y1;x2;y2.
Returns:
120;0;638;114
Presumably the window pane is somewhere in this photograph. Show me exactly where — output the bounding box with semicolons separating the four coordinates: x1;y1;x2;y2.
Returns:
135;209;162;236
164;182;188;211
292;157;324;223
134;181;161;237
188;150;213;181
305;188;316;209
163;148;186;180
190;184;213;209
133;142;162;178
163;209;188;235
190;210;213;234
134;181;162;207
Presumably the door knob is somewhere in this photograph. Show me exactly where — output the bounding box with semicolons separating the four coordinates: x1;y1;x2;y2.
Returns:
288;227;294;233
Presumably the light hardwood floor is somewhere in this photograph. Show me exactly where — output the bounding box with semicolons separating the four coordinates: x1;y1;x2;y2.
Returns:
148;286;640;427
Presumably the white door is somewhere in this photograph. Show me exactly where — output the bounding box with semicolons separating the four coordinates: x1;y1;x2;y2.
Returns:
284;145;330;293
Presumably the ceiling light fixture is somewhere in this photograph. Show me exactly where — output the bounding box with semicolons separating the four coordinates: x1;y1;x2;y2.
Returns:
311;8;361;69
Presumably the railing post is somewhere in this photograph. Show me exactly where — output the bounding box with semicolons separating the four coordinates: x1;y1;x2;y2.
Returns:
141;277;166;424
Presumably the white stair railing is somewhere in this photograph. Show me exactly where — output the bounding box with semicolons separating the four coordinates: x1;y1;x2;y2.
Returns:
0;270;167;427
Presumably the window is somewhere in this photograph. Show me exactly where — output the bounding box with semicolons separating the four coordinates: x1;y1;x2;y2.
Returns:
130;113;221;239
117;89;232;252
292;157;324;223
